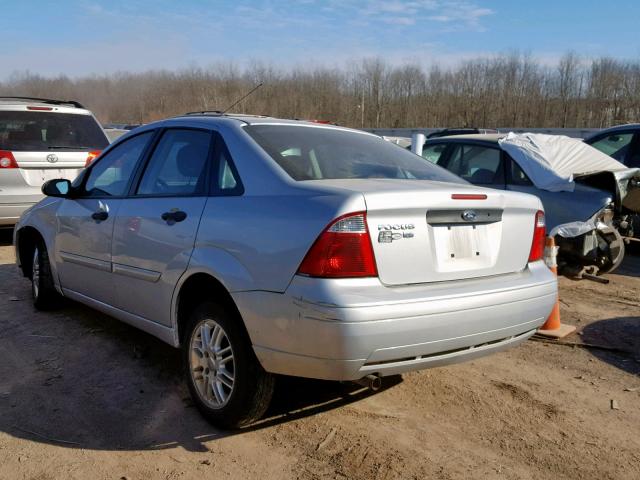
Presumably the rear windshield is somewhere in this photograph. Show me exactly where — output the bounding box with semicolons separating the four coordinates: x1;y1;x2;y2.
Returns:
244;125;465;183
0;111;109;151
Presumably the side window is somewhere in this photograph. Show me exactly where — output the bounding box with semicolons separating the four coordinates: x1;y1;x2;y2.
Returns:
421;143;447;164
84;131;153;197
589;132;634;162
626;135;640;168
443;144;503;185
212;135;243;195
508;158;533;186
137;129;212;196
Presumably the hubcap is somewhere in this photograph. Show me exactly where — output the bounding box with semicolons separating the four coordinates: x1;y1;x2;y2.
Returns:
32;248;40;299
189;319;235;408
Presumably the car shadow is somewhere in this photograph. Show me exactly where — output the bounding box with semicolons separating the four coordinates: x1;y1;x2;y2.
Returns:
0;262;399;453
580;317;640;376
0;228;13;247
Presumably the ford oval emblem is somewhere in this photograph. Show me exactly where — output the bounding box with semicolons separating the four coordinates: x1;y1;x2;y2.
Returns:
46;153;58;163
462;210;477;221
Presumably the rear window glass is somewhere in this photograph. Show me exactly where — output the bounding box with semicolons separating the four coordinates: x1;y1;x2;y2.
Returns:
244;125;465;184
0;111;108;151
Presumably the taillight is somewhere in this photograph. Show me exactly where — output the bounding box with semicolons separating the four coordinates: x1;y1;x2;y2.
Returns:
528;210;546;262
0;150;18;169
85;150;101;167
297;212;378;278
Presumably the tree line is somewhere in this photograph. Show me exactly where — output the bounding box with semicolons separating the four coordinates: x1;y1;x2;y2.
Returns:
1;53;639;129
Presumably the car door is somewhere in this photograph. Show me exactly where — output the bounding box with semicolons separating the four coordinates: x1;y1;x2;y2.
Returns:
111;128;213;326
55;131;155;305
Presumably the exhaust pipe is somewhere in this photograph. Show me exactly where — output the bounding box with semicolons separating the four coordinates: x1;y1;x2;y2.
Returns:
354;374;382;391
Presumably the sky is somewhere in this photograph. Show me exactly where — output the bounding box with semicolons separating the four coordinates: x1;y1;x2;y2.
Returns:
2;0;640;78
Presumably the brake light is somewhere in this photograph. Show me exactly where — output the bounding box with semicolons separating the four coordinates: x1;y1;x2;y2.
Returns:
452;193;487;200
0;150;18;168
85;150;101;167
528;210;546;262
27;106;53;111
298;212;378;278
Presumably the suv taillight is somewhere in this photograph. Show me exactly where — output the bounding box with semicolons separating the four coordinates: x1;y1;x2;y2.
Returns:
297;212;378;278
528;210;546;262
0;150;18;169
85;150;101;167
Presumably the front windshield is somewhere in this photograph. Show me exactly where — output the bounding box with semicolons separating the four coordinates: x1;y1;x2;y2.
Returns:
244;125;466;184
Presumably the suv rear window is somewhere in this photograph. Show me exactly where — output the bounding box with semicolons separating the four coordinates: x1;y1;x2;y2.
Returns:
0;111;109;151
244;125;464;183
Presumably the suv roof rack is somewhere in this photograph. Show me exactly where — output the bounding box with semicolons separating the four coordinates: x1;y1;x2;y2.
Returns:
0;96;85;109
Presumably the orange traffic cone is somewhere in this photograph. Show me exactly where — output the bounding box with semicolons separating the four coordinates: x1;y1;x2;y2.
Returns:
537;236;576;339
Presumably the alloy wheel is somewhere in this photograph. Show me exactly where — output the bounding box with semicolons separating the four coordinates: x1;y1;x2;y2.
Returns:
189;319;236;408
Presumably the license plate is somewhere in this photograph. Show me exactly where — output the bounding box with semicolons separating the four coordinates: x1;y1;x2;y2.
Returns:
443;225;480;259
23;168;82;187
432;224;490;270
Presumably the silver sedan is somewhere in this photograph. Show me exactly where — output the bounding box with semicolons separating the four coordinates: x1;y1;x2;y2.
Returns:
14;115;557;428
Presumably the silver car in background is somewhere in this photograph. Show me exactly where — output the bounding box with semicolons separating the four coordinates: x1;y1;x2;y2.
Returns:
0;97;108;226
14;115;557;428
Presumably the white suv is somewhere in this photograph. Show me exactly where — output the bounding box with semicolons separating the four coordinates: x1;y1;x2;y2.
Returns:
0;97;109;226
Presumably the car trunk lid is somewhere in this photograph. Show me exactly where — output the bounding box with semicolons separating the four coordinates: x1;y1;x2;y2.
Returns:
11;151;88;186
306;179;540;286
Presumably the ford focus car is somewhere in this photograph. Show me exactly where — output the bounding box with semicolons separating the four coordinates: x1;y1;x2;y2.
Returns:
14;114;557;428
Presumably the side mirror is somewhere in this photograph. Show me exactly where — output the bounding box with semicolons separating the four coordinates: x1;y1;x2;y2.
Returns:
42;179;72;198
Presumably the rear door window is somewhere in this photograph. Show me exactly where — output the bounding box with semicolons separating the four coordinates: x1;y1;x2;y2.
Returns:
421;143;448;164
507;156;534;186
0;111;108;151
211;134;243;195
440;144;504;185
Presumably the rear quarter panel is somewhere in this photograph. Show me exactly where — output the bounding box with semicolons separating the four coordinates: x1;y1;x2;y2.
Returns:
190;192;366;292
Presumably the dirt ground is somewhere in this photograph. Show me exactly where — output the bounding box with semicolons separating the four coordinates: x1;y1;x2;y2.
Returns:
0;230;638;480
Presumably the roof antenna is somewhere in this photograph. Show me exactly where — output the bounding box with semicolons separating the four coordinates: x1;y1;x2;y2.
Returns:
221;82;263;114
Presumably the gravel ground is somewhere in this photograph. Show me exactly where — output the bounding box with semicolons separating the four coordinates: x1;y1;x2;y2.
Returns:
0;230;638;480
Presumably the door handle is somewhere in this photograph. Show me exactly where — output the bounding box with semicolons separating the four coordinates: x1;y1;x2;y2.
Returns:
91;210;109;222
161;210;187;223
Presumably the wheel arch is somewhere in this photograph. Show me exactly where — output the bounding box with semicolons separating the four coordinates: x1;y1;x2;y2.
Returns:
173;271;252;348
15;226;44;279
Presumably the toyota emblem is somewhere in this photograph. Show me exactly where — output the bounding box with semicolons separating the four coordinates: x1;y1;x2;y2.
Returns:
46;154;58;163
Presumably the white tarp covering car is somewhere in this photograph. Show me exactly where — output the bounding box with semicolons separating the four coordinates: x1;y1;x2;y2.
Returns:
498;133;631;192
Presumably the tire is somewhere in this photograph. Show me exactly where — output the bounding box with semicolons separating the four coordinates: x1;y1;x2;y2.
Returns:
598;228;625;274
31;239;62;310
183;301;274;429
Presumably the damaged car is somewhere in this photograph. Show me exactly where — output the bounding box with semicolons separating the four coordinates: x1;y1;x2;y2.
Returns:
419;133;640;276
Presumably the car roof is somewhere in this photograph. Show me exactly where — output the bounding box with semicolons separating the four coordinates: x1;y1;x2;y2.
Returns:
585;123;640;140
167;113;376;135
427;133;505;143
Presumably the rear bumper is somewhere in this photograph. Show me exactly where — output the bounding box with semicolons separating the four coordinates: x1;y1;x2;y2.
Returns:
234;261;557;381
0;202;39;226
